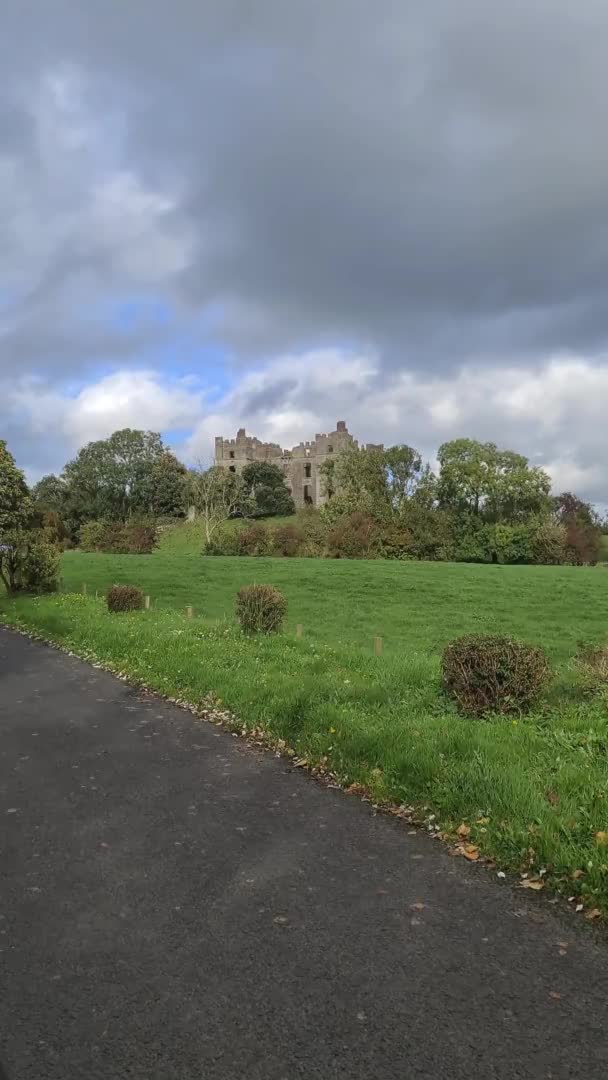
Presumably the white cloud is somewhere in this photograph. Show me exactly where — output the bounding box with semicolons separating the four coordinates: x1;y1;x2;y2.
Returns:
9;371;204;465
4;350;608;505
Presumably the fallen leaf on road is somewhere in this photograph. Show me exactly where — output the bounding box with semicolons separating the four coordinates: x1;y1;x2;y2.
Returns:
549;991;561;1001
463;845;480;861
585;908;602;921
520;878;544;890
410;901;426;911
457;824;471;839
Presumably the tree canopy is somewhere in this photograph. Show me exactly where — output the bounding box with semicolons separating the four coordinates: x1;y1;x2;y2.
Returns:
240;462;295;518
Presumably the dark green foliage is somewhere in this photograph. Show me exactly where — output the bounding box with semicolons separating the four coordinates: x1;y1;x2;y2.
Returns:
150;451;188;517
63;429;167;522
442;634;551;717
236;583;287;633
0;440;31;536
106;584;144;612
400;505;454;561
241;462;295;518
79;520;158;554
0;533;60;594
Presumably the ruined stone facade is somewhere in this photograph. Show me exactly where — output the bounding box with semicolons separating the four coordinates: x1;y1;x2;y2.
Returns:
214;421;383;508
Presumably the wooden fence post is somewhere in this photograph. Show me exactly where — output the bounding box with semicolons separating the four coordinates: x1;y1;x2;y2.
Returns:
373;635;383;657
144;595;151;610
296;623;304;639
82;583;87;596
186;605;194;619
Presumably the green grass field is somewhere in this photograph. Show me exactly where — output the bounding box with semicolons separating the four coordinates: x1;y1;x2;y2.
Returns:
3;538;608;915
58;547;608;661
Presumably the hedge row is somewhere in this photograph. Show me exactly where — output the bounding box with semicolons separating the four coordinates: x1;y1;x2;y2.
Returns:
205;510;600;565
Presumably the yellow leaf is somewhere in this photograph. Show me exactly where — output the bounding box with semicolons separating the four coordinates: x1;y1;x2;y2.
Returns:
595;831;608;845
521;878;545;890
463;844;480;861
457;823;471;839
572;869;585;880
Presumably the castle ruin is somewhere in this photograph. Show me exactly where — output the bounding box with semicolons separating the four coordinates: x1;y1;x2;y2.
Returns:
214;421;383;508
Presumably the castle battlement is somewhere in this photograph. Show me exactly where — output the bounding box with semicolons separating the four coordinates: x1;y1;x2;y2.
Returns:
214;421;382;508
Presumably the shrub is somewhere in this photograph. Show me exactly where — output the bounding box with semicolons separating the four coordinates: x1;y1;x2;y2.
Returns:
124;522;158;554
79;520;158;554
564;522;602;566
575;643;608;694
236;584;287;633
442;634;551;717
79;520;108;552
0;533;60;594
484;524;532;565
378;523;413;560
273;523;304;557
238;523;273;556
106;584;144;612
529;519;567;565
326;512;381;559
204;524;241;556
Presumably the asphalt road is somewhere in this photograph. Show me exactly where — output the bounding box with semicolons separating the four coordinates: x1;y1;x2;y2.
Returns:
1;627;608;1079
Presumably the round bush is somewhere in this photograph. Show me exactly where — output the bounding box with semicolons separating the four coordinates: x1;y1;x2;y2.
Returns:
442;634;551;717
236;584;287;633
106;584;144;613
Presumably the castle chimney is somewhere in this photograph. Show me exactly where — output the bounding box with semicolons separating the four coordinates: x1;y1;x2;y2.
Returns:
336;420;347;432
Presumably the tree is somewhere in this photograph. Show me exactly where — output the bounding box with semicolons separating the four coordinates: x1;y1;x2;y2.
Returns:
0;440;31;538
150;451;188;517
62;429;165;522
437;439;551;522
31;474;68;514
0;441;59;594
383;445;434;511
241;462;295;518
554;492;602;565
191;466;244;545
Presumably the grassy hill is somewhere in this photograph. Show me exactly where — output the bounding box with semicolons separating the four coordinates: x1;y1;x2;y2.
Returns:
58;549;608;662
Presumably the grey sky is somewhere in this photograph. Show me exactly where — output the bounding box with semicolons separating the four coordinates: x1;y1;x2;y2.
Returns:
2;1;608;498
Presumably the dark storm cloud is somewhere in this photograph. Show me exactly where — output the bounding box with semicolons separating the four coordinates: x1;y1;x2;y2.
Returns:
3;1;608;494
4;0;608;371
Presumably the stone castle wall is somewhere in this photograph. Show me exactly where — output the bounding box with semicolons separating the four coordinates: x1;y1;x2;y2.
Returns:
214;421;383;508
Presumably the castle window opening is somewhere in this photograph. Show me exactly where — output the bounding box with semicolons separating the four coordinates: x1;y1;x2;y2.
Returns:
229;465;236;473
304;485;312;504
304;462;312;479
229;450;235;459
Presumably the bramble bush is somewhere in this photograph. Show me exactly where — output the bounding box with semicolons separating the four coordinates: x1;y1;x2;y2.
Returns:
79;520;158;554
326;512;381;559
106;585;144;612
238;523;273;556
273;523;304;557
236;584;287;633
442;634;552;717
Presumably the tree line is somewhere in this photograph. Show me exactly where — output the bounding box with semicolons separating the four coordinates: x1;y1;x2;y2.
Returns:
1;428;605;576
